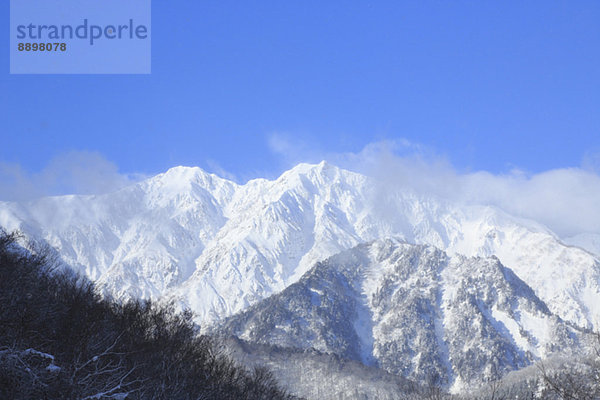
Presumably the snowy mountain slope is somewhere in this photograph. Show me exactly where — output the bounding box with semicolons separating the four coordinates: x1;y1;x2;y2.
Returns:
216;239;582;391
0;167;237;299
0;162;599;331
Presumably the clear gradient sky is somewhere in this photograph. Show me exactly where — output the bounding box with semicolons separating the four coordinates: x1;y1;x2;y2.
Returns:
1;1;599;180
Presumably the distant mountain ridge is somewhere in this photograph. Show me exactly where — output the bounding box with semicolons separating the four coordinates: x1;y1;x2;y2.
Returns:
0;162;599;333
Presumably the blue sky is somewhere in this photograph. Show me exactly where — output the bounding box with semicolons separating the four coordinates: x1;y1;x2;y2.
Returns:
1;1;599;182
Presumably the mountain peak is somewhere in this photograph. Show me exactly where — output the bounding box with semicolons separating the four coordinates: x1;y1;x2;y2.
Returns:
278;161;360;186
161;165;213;181
145;165;237;192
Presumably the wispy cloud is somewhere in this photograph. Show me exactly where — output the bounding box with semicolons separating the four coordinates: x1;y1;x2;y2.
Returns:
582;150;600;174
360;141;600;238
267;132;324;168
268;136;600;238
0;151;144;201
3;142;598;239
205;159;238;182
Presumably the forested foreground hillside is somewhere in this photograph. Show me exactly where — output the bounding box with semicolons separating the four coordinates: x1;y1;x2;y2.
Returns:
0;230;296;400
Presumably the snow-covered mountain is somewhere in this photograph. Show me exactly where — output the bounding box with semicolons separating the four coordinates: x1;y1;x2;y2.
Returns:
0;162;599;332
215;239;581;391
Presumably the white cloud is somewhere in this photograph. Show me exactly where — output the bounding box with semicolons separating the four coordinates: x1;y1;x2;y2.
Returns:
364;141;600;238
0;151;144;201
268;137;600;238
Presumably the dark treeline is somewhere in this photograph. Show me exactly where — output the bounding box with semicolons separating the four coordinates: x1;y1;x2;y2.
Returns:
0;230;297;399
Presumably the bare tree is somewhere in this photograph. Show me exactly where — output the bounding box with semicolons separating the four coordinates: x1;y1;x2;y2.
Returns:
538;333;600;400
70;334;145;399
486;379;505;400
